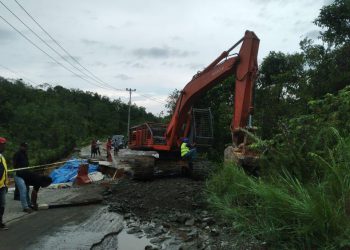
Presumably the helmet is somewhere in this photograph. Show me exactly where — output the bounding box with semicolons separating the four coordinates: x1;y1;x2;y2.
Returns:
183;138;189;143
0;137;6;144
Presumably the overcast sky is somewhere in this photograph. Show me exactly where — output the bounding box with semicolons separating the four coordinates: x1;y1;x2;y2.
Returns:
0;0;332;114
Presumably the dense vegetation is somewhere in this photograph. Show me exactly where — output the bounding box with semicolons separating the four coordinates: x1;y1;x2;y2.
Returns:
208;88;350;248
205;0;350;248
0;80;158;166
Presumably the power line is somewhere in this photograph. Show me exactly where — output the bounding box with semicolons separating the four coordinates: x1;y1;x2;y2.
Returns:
0;0;113;91
13;0;124;92
138;92;167;103
0;13;113;91
136;93;167;104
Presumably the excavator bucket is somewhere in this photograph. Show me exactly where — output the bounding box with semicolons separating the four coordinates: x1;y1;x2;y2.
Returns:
224;128;259;176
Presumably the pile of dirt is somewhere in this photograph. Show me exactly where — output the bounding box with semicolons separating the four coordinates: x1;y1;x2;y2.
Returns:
107;177;205;218
105;177;258;249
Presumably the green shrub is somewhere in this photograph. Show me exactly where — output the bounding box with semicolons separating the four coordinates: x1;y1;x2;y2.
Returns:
207;129;350;249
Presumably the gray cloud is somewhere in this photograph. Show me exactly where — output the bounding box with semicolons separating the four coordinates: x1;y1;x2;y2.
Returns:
107;25;117;30
161;61;176;67
81;39;102;46
171;36;182;41
114;74;132;80
118;60;145;68
82;9;97;20
186;63;205;70
108;45;123;51
131;63;144;68
133;46;197;59
81;40;123;52
94;61;107;67
122;21;134;28
160;62;205;70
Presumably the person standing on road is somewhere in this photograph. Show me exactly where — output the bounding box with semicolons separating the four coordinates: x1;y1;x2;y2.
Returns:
106;138;112;162
13;142;33;213
91;139;97;158
96;139;101;156
0;137;9;230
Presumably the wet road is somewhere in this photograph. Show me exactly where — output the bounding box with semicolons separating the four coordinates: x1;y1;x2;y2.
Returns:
1;204;152;250
1;205;109;250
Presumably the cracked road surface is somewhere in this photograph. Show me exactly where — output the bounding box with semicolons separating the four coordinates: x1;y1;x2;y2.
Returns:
1;185;125;250
1;205;121;250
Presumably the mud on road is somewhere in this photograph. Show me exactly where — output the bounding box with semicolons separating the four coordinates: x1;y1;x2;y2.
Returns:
105;177;238;250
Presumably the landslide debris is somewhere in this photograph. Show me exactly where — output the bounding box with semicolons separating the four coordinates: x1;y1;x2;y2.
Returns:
104;177;256;249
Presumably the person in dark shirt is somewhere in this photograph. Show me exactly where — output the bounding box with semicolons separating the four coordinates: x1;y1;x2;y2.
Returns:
91;139;97;158
20;172;52;210
13;142;33;212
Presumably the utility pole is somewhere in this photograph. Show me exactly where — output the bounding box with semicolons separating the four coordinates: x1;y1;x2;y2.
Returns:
126;88;136;143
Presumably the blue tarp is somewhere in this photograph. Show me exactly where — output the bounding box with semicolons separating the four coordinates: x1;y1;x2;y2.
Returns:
50;158;99;184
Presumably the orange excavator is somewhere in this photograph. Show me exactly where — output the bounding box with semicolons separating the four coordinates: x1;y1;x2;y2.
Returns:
125;30;259;179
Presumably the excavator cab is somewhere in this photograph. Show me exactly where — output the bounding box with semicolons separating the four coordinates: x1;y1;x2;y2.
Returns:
190;108;214;147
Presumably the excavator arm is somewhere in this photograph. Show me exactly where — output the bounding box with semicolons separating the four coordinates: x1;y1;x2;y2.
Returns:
165;30;260;149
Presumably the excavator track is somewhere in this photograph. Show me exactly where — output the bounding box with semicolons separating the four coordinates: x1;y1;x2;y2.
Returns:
132;156;155;180
118;150;156;180
118;149;214;180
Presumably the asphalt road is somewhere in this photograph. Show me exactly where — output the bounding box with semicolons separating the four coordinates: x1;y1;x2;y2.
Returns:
1;204;105;250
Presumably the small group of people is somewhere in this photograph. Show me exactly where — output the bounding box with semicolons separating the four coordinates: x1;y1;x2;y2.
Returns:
0;137;52;231
91;138;114;162
90;139;101;158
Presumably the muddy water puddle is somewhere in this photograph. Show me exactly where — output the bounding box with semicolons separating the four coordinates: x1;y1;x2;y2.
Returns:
117;229;153;249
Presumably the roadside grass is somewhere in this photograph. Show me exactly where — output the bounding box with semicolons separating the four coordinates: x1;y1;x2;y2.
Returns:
207;129;350;249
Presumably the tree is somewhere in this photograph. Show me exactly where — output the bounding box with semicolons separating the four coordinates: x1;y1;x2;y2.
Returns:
254;51;307;138
165;89;180;117
315;0;350;47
